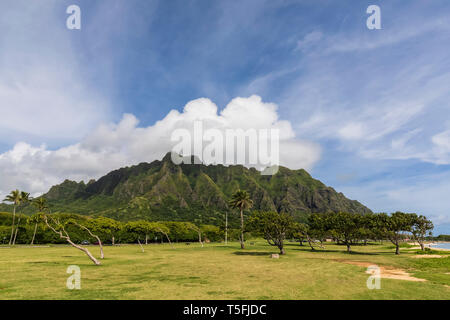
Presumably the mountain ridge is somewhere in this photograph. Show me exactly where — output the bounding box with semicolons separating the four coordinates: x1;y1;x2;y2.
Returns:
42;152;372;224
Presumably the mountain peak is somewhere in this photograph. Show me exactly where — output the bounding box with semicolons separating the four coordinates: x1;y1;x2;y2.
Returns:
44;152;372;223
162;152;202;165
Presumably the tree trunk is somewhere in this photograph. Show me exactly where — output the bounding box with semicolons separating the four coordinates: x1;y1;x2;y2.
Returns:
306;236;315;251
31;222;38;245
395;244;400;255
419;242;424;251
225;212;228;245
198;230;204;248
74;222;105;259
13;216;20;245
43;215;100;265
112;236;115;246
347;244;351;253
145;234;148;245
9;206;16;245
240;208;245;249
157;228;174;249
137;239;145;253
279;246;286;255
67;238;100;265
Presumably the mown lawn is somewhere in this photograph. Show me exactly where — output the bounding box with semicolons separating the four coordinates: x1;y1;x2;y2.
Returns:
0;241;449;299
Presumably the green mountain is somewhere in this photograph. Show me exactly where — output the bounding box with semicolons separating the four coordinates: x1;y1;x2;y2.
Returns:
42;152;372;225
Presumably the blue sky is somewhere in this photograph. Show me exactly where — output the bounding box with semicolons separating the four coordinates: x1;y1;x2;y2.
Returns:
1;0;450;234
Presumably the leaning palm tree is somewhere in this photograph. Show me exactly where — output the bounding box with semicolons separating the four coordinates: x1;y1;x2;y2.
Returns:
3;190;22;245
229;189;253;249
30;197;48;245
12;191;32;245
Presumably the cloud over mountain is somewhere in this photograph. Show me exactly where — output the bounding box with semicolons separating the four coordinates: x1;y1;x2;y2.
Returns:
0;96;320;198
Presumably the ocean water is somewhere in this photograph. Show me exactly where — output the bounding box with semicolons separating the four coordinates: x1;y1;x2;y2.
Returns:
430;243;450;250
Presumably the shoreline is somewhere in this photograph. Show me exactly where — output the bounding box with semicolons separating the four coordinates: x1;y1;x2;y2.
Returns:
408;241;450;252
425;242;450;252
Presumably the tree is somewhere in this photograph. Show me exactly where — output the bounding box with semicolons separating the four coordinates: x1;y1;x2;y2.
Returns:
247;211;295;255
377;212;414;255
13;215;22;245
162;221;196;242
327;212;365;253
225;212;228;245
229;189;253;249
124;221;158;252
3;190;21;245
12;192;31;245
292;222;322;251
359;212;377;245
411;214;434;251
152;222;174;248
32;197;48;212
306;214;328;250
200;225;223;243
187;223;204;247
291;222;306;246
42;214;101;265
30;197;48;245
27;214;42;245
88;217;122;245
68;219;105;259
20;191;31;203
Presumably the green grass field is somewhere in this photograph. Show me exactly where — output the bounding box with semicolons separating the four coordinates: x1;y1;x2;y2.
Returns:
0;241;449;300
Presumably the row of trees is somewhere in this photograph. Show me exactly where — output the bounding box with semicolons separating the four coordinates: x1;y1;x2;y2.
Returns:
0;211;234;245
0;209;239;265
226;189;434;256
247;211;434;256
1;187;243;265
1;188;435;264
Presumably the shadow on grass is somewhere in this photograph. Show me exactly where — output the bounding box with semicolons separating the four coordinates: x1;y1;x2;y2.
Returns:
347;251;379;256
291;247;381;255
232;251;272;256
292;247;339;253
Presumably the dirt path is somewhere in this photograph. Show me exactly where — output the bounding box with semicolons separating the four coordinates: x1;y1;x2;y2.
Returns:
335;259;426;282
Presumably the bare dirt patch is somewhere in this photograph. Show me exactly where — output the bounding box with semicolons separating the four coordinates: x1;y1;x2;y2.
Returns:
412;254;448;259
335;259;426;282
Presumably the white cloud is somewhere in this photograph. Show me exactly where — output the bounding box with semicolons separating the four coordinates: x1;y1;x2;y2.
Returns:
338;123;365;140
325;25;433;53
282;30;450;165
0;96;321;198
296;31;323;51
426;129;450;165
432;130;450;152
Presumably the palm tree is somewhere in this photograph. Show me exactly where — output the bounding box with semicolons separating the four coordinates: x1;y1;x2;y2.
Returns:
30;197;48;245
20;192;31;203
229;189;253;249
3;190;21;245
12;192;31;245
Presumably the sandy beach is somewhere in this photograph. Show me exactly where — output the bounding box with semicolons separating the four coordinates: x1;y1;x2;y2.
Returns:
408;242;450;251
